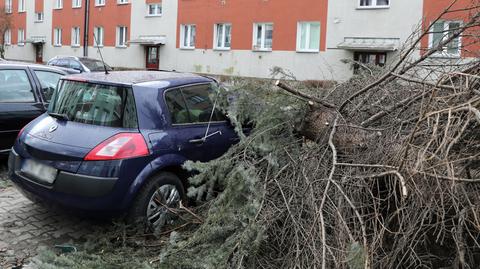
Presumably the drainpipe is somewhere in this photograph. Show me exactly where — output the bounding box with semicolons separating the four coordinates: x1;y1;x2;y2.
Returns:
83;0;90;57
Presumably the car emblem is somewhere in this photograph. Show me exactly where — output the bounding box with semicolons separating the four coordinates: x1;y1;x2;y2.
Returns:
49;125;58;133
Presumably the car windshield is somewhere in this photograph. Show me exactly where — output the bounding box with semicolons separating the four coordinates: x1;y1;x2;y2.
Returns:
80;58;113;72
48;80;137;128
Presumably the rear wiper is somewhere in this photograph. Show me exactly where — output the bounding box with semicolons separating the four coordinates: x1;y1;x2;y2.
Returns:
48;112;70;121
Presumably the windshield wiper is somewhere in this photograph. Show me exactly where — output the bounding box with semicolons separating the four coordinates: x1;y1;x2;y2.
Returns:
48;112;70;121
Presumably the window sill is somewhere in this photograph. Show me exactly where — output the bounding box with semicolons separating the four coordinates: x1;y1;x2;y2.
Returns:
430;52;461;59
71;45;81;48
95;4;105;7
94;45;104;48
296;49;320;53
117;2;129;5
116;45;128;49
180;47;195;50
146;14;162;18
214;48;231;51
53;45;62;47
17;44;25;47
18;10;26;13
72;6;82;9
53;8;63;10
252;48;272;52
34;20;44;23
356;6;390;10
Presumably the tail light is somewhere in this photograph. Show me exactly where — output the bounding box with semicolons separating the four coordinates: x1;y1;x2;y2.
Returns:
84;133;149;161
17;126;26;139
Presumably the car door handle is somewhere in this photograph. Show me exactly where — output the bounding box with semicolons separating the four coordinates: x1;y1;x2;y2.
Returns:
189;138;205;144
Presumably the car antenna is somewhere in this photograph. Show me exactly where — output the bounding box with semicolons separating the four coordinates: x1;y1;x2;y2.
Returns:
93;32;109;75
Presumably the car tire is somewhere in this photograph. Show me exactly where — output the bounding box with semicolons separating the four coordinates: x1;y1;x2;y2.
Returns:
126;172;186;231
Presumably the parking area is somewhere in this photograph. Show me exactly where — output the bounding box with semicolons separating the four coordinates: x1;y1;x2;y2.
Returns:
0;162;109;268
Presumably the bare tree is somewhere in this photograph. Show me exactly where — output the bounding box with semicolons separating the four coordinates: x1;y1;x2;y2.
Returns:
0;7;13;59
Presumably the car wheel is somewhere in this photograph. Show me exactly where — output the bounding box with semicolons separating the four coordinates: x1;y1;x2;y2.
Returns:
127;172;186;231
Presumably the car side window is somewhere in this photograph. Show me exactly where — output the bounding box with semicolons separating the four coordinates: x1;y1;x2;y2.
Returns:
56;59;69;68
0;69;35;103
165;83;226;125
165;89;190;124
68;60;82;71
34;70;63;102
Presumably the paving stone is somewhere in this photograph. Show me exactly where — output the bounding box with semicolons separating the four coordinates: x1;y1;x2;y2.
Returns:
0;186;111;265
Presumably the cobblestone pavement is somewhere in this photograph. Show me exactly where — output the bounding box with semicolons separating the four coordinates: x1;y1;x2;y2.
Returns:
0;166;111;268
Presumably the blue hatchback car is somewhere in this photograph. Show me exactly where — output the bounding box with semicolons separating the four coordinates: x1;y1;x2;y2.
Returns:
8;71;238;228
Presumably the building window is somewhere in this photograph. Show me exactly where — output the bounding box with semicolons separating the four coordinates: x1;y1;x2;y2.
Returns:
93;26;104;47
54;0;63;9
71;27;80;47
117;0;129;4
18;0;26;12
296;22;320;52
353;52;386;73
253;23;273;51
359;0;390;8
180;24;196;49
54;28;62;46
116;26;127;47
4;29;11;45
17;29;25;46
5;0;12;13
35;12;44;22
72;0;81;8
147;3;162;16
430;20;462;56
95;0;105;6
214;23;231;50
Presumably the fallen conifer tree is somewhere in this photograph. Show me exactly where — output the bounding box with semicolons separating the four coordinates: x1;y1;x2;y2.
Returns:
31;1;480;268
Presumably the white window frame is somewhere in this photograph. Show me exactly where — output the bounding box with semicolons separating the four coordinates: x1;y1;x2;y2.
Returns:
72;0;81;8
35;12;44;22
358;0;390;9
18;0;26;12
180;24;196;49
95;0;105;6
54;28;62;46
253;23;273;51
214;23;232;50
5;0;12;13
93;26;104;47
296;22;321;53
54;0;63;9
17;29;25;46
117;0;129;4
116;26;127;47
71;27;80;47
4;29;11;45
147;3;162;17
428;20;463;58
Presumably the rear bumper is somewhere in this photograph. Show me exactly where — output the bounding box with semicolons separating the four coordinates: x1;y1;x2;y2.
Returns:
8;149;128;214
9;149;117;197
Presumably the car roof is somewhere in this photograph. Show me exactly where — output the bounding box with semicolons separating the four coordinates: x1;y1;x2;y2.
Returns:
0;62;69;74
50;56;102;62
64;71;213;88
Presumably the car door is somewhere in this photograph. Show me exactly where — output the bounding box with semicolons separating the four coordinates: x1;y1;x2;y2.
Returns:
0;67;45;153
164;83;238;162
30;68;65;104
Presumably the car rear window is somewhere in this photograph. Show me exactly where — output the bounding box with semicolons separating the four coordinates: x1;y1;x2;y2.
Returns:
48;80;138;128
